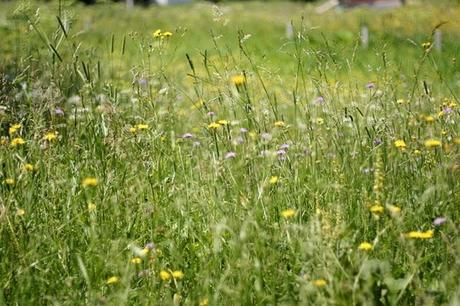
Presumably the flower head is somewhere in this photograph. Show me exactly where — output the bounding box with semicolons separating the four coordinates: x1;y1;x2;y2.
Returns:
82;177;98;187
281;209;296;219
312;279;327;287
43;131;58;142
9;123;22;135
172;270;184;279
269;176;279;184
370;204;384;215
358;242;373;251
274;121;285;127
394;139;406;149
231;75;245;86
225;151;237;159
23;163;35;172
10;138;25;147
405;230;434;239
106;276;119;285
433;217;446;226
131;257;142;264
424;139;441;148
159;270;171;281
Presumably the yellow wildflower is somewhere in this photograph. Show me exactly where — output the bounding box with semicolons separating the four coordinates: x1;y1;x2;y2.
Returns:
312;279;327;287
281;209;296;219
172;270;184;279
217;120;229;125
394;139;406;149
424;115;435;123
413;149;421;155
274;121;285;127
106;276;119;285
162;31;173;37
208;122;221;129
23;163;35;172
406;230;434;239
358;242;373;251
135;124;149;130
139;248;149;257
370;204;384;214
153;29;162;38
3;178;15;185
9;123;22;135
131;257;142;264
10;137;25;147
422;42;432;50
129;127;137;133
87;203;97;212
159;270;171;281
82;177;98;187
387;204;401;215
269;176;279;184
199;298;209;306
231;75;245;86
16;208;25;216
43;131;58;141
455;137;460;145
396;99;405;105
424;139;441;148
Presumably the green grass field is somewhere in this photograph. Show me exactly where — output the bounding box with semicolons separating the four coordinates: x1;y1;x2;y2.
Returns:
1;0;460;305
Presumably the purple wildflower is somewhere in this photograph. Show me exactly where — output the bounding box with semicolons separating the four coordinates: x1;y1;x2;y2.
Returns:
443;106;453;115
313;96;325;105
433;217;447;226
373;138;382;146
225;151;237;159
138;78;148;87
279;143;290;150
207;111;215;117
145;242;155;250
182;133;193;139
366;82;376;89
55;107;64;116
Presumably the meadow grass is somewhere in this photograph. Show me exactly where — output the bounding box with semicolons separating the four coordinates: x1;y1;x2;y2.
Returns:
1;1;460;305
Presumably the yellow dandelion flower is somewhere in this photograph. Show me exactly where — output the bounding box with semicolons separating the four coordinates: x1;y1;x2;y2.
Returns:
43;131;58;141
217;120;229;125
424;139;441;148
424;115;435;123
208;122;221;129
358;242;373;251
82;177;98;187
153;29;162;38
10;137;25;147
88;203;97;212
269;176;279;184
312;279;327;287
172;270;184;279
387;204;401;215
159;270;171;281
106;276;119;285
406;230;434;239
23;163;35;172
9;123;22;135
394;139;406;149
231;75;245;86
199;298;209;306
370;205;384;214
129;127;137;133
162;31;173;37
281;208;296;219
16;208;25;216
135;124;149;130
3;178;15;185
131;257;142;264
274;121;285;127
